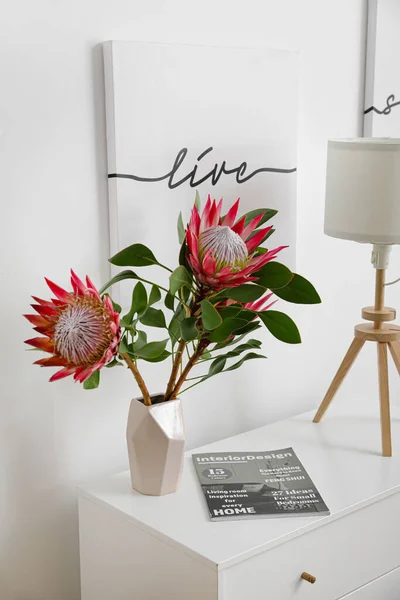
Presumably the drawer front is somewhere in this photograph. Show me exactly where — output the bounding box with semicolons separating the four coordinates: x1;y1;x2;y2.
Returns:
221;492;400;600
339;566;400;599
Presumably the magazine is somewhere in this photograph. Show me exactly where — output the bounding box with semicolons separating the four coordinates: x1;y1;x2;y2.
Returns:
192;447;329;521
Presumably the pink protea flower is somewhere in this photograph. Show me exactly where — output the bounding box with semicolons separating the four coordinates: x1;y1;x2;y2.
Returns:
24;270;121;383
186;196;287;288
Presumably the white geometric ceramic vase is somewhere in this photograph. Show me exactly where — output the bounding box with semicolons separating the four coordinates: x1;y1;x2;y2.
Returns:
126;395;185;496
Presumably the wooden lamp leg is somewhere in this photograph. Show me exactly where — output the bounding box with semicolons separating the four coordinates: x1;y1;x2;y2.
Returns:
313;338;365;423
388;341;400;375
378;342;392;457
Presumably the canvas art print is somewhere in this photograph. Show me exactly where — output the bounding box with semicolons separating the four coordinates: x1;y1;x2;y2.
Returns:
103;41;298;308
364;0;400;136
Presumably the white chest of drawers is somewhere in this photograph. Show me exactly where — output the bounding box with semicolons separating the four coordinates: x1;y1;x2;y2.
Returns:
78;407;400;599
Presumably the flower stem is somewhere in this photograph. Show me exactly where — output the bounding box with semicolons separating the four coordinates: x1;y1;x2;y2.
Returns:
165;339;186;400
121;353;152;406
169;341;208;400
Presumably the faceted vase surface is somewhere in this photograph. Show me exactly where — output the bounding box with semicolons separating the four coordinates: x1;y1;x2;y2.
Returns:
126;395;185;496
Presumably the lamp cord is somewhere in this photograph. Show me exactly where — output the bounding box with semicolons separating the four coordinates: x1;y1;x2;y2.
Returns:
385;277;400;287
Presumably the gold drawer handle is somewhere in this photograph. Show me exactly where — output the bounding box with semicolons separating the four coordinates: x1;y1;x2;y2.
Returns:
301;572;316;584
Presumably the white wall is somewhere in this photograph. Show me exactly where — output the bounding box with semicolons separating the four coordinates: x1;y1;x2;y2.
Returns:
0;1;369;598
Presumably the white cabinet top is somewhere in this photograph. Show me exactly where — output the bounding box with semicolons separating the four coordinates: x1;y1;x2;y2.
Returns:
78;406;400;571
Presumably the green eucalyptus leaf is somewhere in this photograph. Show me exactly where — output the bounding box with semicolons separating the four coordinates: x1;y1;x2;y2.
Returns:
272;273;321;304
105;358;123;368
231;321;262;337
224;341;263;357
213;331;258;350
179;241;190;270
224;352;266;372
132;330;147;352
237;309;257;323
108;296;122;313
99;270;139;295
254;262;293;289
122;282;147;326
243;208;277;228
164;292;176;311
110;244;159;268
168;305;185;345
170;265;192;295
118;337;133;355
181;285;191;303
140;308;166;329
224;285;267;303
259;310;301;344
180;317;199;342
177;212;185;245
200;340;263;364
149;285;161;306
143;350;171;363
132;282;148;314
134;339;169;359
83;370;100;390
218;306;242;320
201;300;223;331
208;318;248;343
169;317;181;345
207;356;227;377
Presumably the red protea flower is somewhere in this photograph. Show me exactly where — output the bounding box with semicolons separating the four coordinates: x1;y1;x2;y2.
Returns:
24;270;121;383
185;196;287;288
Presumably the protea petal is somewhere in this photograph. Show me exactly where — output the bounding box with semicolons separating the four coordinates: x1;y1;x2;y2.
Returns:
231;215;246;236
250;246;288;269
245;226;273;254
189;205;201;234
31;304;58;317
45;278;70;301
24;314;50;327
85;276;101;299
186;229;198;258
199;196;212;233
241;213;265;241
208;199;222;228
244;292;274;312
215;199;223;224
25;270;121;384
70;269;86;295
33;326;54;337
216;265;233;278
49;367;76;382
32;296;52;306
32;296;65;308
202;250;216;275
25;337;54;352
73;366;97;383
34;356;68;367
221;198;240;227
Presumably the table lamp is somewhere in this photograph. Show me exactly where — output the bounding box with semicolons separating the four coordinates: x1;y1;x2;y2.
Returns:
313;138;400;457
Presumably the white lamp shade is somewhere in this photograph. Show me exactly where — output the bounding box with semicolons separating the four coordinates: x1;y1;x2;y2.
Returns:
324;138;400;244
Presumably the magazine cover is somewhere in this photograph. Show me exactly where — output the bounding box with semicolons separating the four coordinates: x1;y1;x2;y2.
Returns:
192;447;329;521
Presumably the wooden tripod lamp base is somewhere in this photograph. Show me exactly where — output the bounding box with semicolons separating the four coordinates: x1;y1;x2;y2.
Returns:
313;266;400;457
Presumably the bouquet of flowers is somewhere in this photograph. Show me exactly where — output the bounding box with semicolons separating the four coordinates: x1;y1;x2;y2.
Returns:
25;194;320;404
